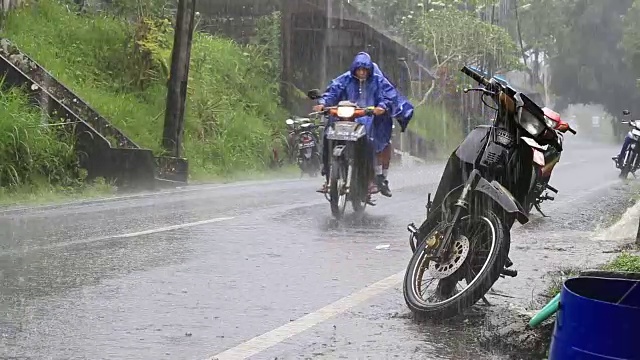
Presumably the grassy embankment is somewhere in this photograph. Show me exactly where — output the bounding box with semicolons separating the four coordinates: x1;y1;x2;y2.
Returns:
0;0;292;205
545;252;640;298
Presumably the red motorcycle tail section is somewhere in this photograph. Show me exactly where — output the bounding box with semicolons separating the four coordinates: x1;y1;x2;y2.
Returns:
542;107;570;132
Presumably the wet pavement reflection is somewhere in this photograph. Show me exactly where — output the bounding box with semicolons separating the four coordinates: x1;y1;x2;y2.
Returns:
0;140;635;360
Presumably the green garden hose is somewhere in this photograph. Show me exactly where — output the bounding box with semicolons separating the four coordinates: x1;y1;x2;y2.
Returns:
528;293;561;328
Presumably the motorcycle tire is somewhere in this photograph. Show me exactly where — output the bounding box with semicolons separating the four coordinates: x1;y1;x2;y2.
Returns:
619;150;638;179
403;209;510;320
329;159;348;219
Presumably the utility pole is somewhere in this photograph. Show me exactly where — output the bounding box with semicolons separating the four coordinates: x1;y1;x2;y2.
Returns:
162;0;197;157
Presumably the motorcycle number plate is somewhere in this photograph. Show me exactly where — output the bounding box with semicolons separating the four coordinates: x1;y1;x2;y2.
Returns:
334;122;359;133
299;141;315;148
328;122;360;141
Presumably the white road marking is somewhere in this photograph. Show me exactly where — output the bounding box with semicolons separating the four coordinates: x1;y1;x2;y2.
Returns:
2;216;235;256
107;217;236;239
207;271;405;360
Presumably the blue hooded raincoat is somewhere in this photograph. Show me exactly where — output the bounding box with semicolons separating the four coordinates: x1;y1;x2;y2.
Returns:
371;62;415;151
317;52;398;153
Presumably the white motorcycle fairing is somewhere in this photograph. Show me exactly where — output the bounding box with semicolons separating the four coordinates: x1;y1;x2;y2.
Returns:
521;136;548;167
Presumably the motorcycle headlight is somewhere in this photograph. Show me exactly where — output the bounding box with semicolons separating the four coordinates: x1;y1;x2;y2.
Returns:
517;107;546;137
543;115;556;129
336;106;356;118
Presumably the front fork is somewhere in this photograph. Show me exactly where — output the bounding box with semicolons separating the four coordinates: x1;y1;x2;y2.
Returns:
407;169;482;260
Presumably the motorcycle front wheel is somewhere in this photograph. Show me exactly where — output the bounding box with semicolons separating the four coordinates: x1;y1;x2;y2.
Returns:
329;158;348;219
403;209;510;320
620;151;633;179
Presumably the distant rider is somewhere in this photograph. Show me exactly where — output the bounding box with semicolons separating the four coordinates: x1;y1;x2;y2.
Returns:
313;52;399;197
612;132;634;168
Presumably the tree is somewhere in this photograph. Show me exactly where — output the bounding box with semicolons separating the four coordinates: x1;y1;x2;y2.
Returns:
506;0;565;88
398;2;520;105
541;0;639;118
622;0;640;85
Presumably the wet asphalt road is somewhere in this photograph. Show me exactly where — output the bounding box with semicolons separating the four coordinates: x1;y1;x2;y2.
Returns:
0;138;636;360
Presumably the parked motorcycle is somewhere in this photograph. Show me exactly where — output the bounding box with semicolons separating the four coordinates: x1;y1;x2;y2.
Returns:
285;116;323;177
468;72;576;217
524;107;576;217
615;110;640;179
403;65;573;320
307;89;376;219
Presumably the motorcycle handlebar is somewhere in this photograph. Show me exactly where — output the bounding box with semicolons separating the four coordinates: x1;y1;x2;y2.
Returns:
308;106;375;118
461;66;490;88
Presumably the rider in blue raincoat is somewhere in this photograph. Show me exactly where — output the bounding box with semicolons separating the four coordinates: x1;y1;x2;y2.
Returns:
313;52;397;196
371;62;414;189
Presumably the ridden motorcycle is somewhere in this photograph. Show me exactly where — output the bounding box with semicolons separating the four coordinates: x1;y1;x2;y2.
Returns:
524;107;576;217
307;89;376;219
616;110;640;179
285;117;323;177
403;65;575;320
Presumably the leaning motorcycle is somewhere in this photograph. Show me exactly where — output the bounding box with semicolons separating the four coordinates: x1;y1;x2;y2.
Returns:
403;65;573;320
616;110;640;179
481;74;576;217
285;117;323;177
307;89;376;219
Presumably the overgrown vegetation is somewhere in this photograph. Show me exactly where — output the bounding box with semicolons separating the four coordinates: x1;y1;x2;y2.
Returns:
409;103;465;156
0;87;114;201
0;0;287;186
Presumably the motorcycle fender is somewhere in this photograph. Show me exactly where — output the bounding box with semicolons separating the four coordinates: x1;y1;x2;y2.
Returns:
333;145;347;157
474;178;529;225
521;136;549;151
455;126;491;164
532;149;545;166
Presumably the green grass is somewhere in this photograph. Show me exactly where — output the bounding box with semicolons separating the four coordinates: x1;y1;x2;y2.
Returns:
545;253;640;298
1;0;287;184
0;87;116;202
408;101;464;158
603;252;640;273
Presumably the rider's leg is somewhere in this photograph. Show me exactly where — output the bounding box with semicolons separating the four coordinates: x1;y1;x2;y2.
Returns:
614;134;633;168
317;135;330;193
375;144;392;197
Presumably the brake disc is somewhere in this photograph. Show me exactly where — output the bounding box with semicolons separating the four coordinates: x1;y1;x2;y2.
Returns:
428;235;470;279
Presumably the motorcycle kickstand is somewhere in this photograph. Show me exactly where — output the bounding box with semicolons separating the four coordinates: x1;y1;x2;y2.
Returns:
534;203;548;217
482;296;492;306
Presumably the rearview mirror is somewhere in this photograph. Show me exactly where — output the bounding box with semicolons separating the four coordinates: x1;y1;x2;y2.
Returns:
623;110;631;116
307;89;322;100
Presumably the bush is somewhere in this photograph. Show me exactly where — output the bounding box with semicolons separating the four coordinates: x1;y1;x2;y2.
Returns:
0;88;80;189
1;0;287;180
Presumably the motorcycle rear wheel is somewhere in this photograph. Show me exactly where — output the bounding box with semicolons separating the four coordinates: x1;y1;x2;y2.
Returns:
403;209;509;320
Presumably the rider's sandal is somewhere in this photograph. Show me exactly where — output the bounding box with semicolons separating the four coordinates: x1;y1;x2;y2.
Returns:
316;183;329;193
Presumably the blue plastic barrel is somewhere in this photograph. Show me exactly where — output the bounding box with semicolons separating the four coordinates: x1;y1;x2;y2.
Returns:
548;276;640;360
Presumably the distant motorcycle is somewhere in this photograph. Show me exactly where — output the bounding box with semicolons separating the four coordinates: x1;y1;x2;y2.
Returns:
285;117;322;177
307;89;376;219
615;110;640;179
